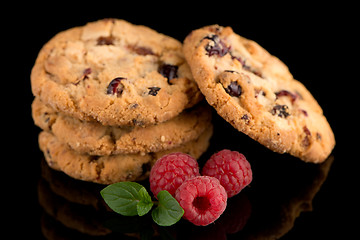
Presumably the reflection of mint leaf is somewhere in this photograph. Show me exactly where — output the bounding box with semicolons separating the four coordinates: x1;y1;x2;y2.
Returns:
137;187;153;216
152;190;184;226
100;182;143;216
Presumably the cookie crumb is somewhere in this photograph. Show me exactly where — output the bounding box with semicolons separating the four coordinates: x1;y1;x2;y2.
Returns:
161;136;166;142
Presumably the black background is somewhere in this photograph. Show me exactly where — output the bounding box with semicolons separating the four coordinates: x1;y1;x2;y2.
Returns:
8;2;356;239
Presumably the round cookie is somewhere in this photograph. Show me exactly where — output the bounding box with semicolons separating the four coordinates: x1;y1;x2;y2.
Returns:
31;19;202;126
183;25;335;163
38;127;213;184
32;98;212;155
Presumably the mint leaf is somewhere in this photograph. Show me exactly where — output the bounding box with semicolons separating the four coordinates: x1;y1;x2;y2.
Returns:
100;182;143;216
151;190;184;226
101;182;184;227
137;187;153;216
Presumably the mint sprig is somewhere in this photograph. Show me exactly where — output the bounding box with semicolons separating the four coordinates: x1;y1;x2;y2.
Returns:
137;187;153;216
152;190;184;226
100;182;184;226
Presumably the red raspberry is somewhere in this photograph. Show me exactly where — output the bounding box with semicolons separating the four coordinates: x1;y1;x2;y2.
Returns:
202;149;252;198
149;152;200;198
175;176;227;226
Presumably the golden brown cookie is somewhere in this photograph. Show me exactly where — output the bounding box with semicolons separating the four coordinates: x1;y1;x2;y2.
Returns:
38;127;213;184
32;98;212;155
183;25;335;163
31;19;202;126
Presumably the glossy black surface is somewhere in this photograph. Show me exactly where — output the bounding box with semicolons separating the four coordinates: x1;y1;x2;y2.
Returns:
11;3;354;239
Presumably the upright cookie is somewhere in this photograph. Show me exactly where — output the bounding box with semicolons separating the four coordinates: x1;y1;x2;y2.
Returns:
38;127;213;184
32;98;212;155
31;19;202;126
183;25;335;163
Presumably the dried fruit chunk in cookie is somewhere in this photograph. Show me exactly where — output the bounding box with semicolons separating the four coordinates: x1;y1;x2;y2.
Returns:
183;25;335;163
31;19;202;126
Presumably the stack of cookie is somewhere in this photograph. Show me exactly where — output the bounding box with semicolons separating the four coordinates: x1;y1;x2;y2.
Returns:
31;19;212;184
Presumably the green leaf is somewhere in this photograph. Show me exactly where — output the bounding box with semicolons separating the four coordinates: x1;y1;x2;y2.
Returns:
137;187;153;216
100;182;144;216
151;190;184;226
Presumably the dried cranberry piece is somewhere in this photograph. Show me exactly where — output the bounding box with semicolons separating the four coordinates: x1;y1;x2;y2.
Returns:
97;36;114;45
203;34;230;57
231;54;263;78
243;66;262;78
148;87;161;96
275;90;298;104
225;82;242;97
230;54;246;66
128;45;156;56
158;64;178;84
302;126;312;148
271;105;290;118
83;68;92;77
107;77;125;96
299;109;308;117
73;68;92;85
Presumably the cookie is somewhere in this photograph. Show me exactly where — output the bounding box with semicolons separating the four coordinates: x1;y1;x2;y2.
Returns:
38;127;212;184
32;98;212;155
31;19;202;126
183;25;335;163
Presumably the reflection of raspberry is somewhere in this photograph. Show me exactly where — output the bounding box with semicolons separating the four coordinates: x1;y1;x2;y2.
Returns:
175;176;227;226
217;193;252;234
202;149;252;197
150;152;200;198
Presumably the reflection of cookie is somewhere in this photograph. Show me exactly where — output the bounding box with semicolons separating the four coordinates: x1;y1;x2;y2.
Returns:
38;178;111;236
32;98;212;155
241;156;334;239
40;159;107;210
38;127;212;184
31;19;202;126
183;25;335;163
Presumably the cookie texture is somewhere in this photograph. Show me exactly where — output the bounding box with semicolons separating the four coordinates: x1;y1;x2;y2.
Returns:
31;19;202;126
38;127;213;184
183;25;335;163
32;98;212;155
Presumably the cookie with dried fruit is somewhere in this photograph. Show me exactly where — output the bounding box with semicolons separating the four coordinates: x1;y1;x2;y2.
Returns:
32;98;211;155
31;19;202;126
183;25;335;163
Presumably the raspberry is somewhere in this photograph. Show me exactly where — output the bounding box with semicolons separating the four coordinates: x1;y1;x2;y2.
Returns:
149;152;200;198
202;149;252;198
175;176;227;226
